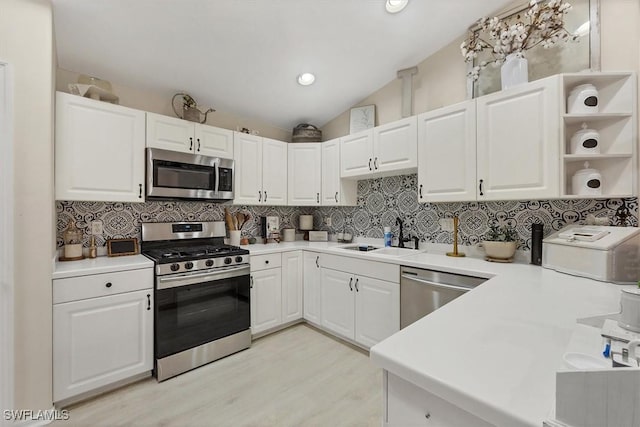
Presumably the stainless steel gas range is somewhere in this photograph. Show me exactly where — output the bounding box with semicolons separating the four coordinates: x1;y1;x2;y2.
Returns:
141;221;251;382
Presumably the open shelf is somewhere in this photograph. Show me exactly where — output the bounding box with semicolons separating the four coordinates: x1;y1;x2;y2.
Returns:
563;113;632;124
562;157;634;198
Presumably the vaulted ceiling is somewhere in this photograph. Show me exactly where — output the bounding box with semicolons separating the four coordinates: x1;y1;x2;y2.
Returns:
52;0;514;130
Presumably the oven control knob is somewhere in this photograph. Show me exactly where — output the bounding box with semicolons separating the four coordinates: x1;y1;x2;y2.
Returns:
170;263;180;272
224;257;232;265
184;261;194;270
205;259;214;267
235;256;243;263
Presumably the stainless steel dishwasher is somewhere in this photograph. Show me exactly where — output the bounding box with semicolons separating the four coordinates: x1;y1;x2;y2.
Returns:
400;266;487;328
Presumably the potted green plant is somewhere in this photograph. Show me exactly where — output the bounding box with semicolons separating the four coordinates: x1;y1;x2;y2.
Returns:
481;224;518;260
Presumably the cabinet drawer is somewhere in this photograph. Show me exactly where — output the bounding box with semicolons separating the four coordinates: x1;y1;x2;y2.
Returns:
322;254;399;283
386;373;493;427
250;253;282;272
53;268;153;304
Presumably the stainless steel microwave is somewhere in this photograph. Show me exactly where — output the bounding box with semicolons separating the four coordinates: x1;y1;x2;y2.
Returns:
146;148;234;201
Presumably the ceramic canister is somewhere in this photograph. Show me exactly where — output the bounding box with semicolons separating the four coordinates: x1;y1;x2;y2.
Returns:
571;162;602;196
570;125;600;154
568;84;599;114
619;288;640;332
282;228;295;242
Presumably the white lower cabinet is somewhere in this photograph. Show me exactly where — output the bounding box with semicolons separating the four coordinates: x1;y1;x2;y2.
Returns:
303;252;322;325
281;251;303;323
320;258;399;349
53;268;153;403
250;266;282;335
386;372;494;427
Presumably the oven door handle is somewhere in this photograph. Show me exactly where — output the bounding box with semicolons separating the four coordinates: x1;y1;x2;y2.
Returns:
157;265;250;290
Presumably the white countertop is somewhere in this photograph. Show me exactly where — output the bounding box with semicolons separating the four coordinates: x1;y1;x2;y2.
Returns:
52;254;153;279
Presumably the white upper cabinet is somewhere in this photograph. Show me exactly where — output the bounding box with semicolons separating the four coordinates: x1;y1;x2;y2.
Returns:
55;92;146;203
194;124;234;158
417;101;477;203
288;143;322;206
341;129;374;178
146;112;233;158
340;116;417;179
261;138;288;205
234;132;263;204
476;75;560;201
322;138;357;206
373;116;418;174
234;133;287;205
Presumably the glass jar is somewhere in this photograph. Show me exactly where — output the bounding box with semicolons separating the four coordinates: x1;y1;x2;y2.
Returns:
63;220;83;259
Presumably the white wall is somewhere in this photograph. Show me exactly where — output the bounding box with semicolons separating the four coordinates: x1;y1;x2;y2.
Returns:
323;0;640;140
0;0;54;411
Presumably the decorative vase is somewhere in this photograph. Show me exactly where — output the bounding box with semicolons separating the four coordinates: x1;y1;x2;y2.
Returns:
481;241;517;260
500;53;528;90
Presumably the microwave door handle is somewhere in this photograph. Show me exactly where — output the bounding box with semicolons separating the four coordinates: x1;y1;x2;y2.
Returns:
214;161;220;194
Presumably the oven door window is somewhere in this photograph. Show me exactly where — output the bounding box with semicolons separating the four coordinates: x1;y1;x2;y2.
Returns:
154;160;214;191
155;274;250;358
217;167;233;193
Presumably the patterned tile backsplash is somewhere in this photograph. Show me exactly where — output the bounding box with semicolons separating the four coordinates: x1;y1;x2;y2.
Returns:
57;174;638;251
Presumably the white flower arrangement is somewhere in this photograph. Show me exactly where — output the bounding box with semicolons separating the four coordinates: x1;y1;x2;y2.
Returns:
461;0;578;81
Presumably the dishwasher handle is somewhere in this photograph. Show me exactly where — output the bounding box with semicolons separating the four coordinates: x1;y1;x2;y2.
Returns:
401;274;474;293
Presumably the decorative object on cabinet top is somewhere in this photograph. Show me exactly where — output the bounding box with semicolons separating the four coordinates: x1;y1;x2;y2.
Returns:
292;123;322;142
349;105;375;134
171;93;215;124
68;74;119;104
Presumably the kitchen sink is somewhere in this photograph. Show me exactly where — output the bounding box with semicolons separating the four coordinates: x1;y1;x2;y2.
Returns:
337;244;422;257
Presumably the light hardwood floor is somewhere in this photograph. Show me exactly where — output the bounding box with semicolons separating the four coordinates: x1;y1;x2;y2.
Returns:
53;324;383;427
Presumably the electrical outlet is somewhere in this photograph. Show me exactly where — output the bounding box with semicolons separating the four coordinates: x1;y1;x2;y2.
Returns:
439;218;454;232
324;217;332;227
91;221;103;235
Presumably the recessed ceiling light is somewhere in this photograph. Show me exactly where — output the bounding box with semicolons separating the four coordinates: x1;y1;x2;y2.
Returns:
386;0;408;14
297;73;316;86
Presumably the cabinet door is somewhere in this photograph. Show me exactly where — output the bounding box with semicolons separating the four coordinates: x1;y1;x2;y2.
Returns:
303;252;322;325
262;138;288;205
374;116;417;174
288;143;322;206
320;268;355;340
476;76;560;200
146;112;193;153
233;132;263;204
194;124;234;158
322;138;357;206
354;276;399;348
340;129;374;178
53;289;153;402
281;251;303;323
250;268;282;335
417;101;477;203
55;92;146;203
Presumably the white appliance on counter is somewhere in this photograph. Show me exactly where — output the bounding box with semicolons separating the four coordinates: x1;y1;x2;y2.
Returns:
542;225;640;284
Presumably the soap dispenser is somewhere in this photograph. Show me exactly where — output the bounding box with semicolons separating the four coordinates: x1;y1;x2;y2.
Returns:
384;227;392;247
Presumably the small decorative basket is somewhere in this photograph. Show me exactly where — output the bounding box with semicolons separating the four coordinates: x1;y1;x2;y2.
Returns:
292;123;322;142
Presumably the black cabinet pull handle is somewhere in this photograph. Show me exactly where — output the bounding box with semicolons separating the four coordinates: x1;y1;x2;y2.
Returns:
138;184;142;198
335;192;338;203
189;137;193;150
348;277;353;291
105;282;112;288
355;278;359;292
197;138;201;152
374;157;378;170
315;256;319;268
368;158;372;171
250;276;254;288
147;294;151;311
419;184;423;199
316;192;320;203
258;191;262;202
264;191;268;203
479;179;484;196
